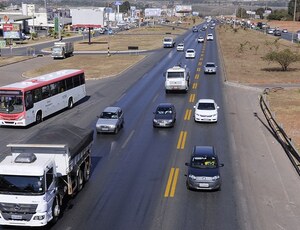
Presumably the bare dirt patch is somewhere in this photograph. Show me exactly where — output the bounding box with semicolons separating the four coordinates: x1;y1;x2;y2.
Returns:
23;55;145;79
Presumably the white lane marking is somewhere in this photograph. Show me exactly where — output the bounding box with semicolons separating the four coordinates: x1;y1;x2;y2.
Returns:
122;130;135;149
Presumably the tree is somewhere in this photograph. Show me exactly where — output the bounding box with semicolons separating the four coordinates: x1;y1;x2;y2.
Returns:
119;1;130;13
262;49;300;71
267;9;291;20
288;0;300;20
236;7;248;19
256;8;265;19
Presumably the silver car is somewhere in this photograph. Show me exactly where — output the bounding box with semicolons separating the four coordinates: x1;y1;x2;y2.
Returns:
204;62;217;74
96;107;124;134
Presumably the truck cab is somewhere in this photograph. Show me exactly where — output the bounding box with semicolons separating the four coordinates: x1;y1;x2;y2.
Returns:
164;65;190;93
163;37;175;48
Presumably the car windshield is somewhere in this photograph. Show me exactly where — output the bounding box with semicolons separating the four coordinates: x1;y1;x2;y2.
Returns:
0;94;24;114
100;111;118;119
0;175;45;195
191;156;217;169
197;102;215;110
167;72;184;79
206;64;215;67
156;106;173;114
187;50;194;53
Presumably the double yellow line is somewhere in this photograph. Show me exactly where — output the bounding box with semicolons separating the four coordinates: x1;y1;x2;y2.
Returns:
164;168;179;197
177;131;187;149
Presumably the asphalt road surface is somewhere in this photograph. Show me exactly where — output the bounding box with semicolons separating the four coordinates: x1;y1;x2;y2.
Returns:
0;24;299;230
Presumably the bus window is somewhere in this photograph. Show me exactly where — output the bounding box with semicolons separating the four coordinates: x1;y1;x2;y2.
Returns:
66;78;73;90
33;88;42;102
42;85;50;99
50;83;58;96
73;76;80;87
79;74;85;85
25;91;33;110
57;80;66;93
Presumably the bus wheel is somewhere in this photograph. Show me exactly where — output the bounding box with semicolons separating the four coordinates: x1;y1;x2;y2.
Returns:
77;169;84;191
36;111;43;124
68;98;73;109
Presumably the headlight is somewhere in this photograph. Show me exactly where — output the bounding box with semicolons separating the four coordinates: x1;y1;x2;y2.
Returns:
167;119;173;123
212;175;220;181
17;115;24;120
33;215;45;220
188;174;196;180
153;119;158;123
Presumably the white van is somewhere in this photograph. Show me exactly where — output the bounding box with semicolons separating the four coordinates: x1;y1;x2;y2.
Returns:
164;65;190;93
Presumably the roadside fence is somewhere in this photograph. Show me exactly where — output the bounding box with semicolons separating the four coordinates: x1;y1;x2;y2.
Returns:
259;87;300;176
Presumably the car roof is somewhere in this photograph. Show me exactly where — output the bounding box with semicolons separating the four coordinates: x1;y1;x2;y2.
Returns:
157;103;174;108
186;49;195;52
103;106;121;113
207;33;213;36
177;43;184;46
197;99;215;103
192;146;216;157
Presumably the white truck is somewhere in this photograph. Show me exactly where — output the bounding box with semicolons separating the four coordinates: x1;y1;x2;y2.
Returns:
164;65;190;93
0;124;93;227
51;42;74;59
163;37;175;48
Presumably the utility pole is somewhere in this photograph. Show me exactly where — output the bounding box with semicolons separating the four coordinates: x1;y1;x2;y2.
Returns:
44;0;48;36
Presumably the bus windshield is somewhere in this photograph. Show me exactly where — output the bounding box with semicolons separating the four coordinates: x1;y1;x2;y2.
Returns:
0;94;24;114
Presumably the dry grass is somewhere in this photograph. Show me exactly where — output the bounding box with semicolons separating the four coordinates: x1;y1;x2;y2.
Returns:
267;89;300;150
24;55;145;79
218;23;300;151
218;25;300;84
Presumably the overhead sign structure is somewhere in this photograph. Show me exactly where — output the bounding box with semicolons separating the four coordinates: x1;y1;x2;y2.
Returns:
144;8;162;17
114;1;123;6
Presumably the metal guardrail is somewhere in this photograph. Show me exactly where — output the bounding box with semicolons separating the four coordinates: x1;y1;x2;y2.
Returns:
259;88;300;176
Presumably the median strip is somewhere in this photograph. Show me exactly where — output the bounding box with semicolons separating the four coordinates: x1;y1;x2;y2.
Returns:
189;93;195;103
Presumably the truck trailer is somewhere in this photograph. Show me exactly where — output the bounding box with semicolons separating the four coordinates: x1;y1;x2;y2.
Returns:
0;124;93;227
51;42;74;59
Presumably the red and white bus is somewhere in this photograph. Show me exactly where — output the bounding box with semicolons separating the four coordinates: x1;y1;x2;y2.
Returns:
0;69;86;126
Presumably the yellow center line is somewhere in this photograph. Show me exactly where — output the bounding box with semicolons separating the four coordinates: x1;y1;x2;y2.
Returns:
195;73;199;79
189;93;195;103
184;109;192;120
164;168;175;197
170;168;179;197
197;68;201;71
177;131;187;149
192;82;197;89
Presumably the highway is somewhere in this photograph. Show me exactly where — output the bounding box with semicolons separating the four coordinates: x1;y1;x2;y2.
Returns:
0;24;300;230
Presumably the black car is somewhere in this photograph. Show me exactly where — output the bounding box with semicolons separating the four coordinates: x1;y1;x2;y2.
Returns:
153;103;176;127
274;30;281;36
192;26;198;32
185;146;224;191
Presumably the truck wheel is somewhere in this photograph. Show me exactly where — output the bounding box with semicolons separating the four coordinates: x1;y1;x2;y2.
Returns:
68;98;73;109
36;111;43;124
77;169;84;191
51;197;60;223
83;160;91;182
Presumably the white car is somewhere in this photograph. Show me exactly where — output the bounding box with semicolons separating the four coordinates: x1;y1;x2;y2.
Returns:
185;49;196;59
204;62;217;74
176;43;184;51
197;36;204;43
207;34;214;41
194;99;219;122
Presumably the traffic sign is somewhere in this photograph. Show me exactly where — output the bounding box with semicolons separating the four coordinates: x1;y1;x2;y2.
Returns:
114;1;123;6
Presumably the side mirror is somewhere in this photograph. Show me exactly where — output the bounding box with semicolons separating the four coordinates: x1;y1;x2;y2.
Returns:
217;106;220;109
185;162;189;166
219;163;224;167
193;105;196;109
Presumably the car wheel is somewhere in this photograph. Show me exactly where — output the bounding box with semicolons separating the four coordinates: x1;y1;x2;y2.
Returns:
36;111;43;124
68;98;73;109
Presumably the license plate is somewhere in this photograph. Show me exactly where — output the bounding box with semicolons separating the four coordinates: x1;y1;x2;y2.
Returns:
11;215;22;220
101;127;109;131
199;183;209;188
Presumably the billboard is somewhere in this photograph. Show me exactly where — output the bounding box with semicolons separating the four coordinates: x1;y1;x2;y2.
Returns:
3;23;21;39
175;5;192;13
70;8;104;27
144;8;162;17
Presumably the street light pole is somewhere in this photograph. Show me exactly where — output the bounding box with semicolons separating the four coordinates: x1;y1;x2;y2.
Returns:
44;0;48;36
